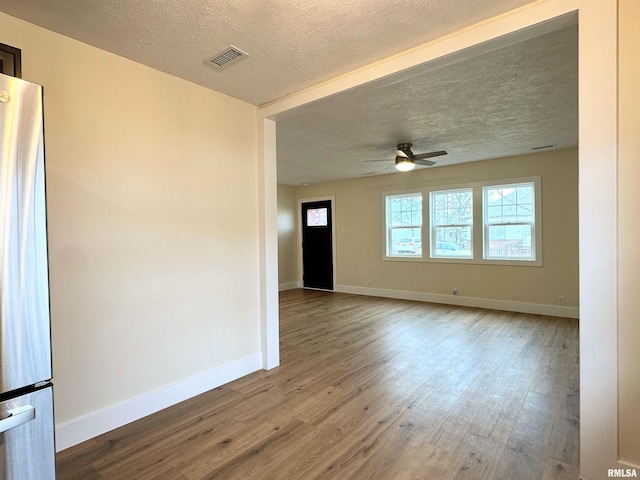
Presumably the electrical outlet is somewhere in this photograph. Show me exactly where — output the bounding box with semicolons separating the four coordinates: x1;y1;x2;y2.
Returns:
452;288;458;296
558;296;565;305
366;280;371;287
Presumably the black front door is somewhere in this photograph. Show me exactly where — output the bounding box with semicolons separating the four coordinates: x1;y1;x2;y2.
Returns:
301;200;333;290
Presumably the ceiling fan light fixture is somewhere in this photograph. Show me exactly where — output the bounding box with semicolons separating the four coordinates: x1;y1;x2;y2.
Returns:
395;156;415;172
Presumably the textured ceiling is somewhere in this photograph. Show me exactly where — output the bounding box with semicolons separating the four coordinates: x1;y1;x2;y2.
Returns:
0;0;536;106
276;24;578;185
1;1;577;186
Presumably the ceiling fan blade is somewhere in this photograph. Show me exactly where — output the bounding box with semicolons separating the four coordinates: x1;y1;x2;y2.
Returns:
413;150;447;160
413;158;437;166
362;146;446;168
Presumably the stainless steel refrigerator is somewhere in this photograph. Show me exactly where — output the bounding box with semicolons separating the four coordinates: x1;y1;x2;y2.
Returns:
0;73;56;478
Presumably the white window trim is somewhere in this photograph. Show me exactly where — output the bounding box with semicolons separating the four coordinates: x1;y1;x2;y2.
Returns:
383;191;423;259
382;176;542;266
429;187;474;260
481;177;542;266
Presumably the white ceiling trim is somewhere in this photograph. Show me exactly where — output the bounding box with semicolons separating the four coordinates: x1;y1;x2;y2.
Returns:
259;0;578;120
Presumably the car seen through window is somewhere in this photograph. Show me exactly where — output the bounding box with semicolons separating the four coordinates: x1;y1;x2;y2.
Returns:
435;242;469;257
396;237;422;254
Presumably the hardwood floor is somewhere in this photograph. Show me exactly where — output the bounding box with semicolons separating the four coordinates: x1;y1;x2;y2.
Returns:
56;289;580;479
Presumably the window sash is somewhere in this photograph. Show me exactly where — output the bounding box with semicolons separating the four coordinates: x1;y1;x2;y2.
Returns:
482;182;536;261
431;225;473;258
483;222;536;260
483;183;535;224
386;193;422;257
430;188;473;259
430;188;473;226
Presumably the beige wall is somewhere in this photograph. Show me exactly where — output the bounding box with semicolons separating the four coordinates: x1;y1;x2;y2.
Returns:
618;0;640;466
290;149;578;310
277;184;299;286
1;13;260;426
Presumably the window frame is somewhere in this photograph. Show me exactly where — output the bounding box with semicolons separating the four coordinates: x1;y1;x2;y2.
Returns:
382;176;542;266
384;191;423;259
482;179;542;265
429;187;474;259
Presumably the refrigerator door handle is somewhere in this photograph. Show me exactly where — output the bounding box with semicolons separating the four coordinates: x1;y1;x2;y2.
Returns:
0;405;36;434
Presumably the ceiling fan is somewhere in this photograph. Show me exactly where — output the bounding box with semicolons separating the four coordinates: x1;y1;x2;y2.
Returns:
365;143;447;171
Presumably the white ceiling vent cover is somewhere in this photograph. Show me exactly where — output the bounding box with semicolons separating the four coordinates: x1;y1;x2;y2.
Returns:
206;46;249;69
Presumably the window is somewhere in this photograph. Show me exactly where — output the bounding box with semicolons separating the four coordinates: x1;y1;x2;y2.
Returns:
384;177;541;265
483;182;536;260
386;193;422;257
430;188;473;258
306;207;328;226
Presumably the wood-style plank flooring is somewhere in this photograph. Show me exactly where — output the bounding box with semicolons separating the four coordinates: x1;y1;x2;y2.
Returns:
56;289;580;479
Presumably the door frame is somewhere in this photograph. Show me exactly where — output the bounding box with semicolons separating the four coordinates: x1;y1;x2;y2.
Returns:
298;196;336;291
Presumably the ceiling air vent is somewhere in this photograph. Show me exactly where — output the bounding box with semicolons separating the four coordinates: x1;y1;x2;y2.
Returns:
206;46;248;69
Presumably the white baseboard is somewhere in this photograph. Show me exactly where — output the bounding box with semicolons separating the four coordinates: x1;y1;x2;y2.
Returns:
335;285;579;319
279;281;301;291
55;352;263;452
